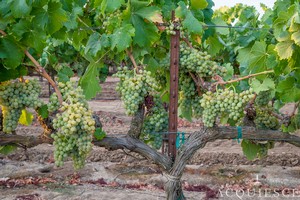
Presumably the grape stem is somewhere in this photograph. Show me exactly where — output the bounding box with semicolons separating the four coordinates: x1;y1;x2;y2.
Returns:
0;29;63;105
24;51;63;104
181;37;193;49
213;70;274;86
126;49;139;72
189;72;202;96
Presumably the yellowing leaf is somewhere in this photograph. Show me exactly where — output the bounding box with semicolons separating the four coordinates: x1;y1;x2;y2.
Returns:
19;109;33;126
275;40;294;60
291;31;300;46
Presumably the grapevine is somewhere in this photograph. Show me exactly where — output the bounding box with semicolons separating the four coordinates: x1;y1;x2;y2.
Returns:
51;81;95;169
0;79;43;133
255;90;272;106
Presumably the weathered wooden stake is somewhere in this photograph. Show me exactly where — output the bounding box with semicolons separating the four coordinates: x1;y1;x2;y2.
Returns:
168;11;180;160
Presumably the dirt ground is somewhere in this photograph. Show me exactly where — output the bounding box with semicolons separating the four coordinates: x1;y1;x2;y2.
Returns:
1;77;300;200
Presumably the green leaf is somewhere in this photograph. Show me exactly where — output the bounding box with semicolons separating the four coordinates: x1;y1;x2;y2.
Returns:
110;24;135;52
135;6;163;23
101;0;124;13
0;36;24;69
19;109;34;126
251;78;275;94
220;114;229;125
37;105;49;119
191;0;208;9
206;36;223;56
0;65;27;82
10;0;31;18
32;1;68;34
182;11;203;34
212;17;229;35
179;104;192;122
275;40;294;60
85;33;109;56
248;41;268;71
79;61;102;100
0;145;17;155
131;15;159;47
222;63;234;81
94;128;106;140
277;76;300;102
291;31;300;46
241;140;260;160
57;66;74;83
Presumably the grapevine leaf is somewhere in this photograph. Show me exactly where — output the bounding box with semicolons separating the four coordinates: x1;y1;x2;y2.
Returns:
79;61;101;100
248;41;268;71
241;140;260;160
85;32;102;56
0;65;27;82
0;36;24;69
275;40;294;60
175;1;188;18
32;1;68;34
100;0;124;13
110;24;135;52
291;31;300;46
57;66;74;82
251;78;275;94
71;30;87;50
37;105;49;119
64;6;83;30
135;6;163;23
19;109;34;126
237;47;251;66
206;36;223;56
182;11;203;34
179;104;192;122
145;57;160;73
131;15;159;47
220;114;229;125
277;77;300;102
222;63;234;81
0;145;17;155
94;128;106;141
10;0;31;18
212;17;229;35
191;0;208;9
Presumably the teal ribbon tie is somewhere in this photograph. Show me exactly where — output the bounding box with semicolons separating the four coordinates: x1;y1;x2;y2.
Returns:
234;126;242;143
176;132;185;149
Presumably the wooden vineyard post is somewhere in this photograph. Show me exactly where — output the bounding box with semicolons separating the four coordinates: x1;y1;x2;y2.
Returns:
167;11;180;160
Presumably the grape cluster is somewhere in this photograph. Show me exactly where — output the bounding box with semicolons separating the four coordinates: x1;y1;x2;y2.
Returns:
254;106;279;130
48;93;60;112
255;90;272;106
51;81;95;169
180;44;227;77
114;67;158;115
102;10;122;34
0;79;43;133
200;88;254;127
178;74;204;118
141;96;168;149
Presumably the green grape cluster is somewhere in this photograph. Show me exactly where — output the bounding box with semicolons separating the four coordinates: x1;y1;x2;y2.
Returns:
200;88;254;127
255;90;272;106
254;106;279;130
141;96;168;149
102;10;122;33
48;93;60;112
178;75;203;118
51;81;95;169
180;44;227;77
0;79;43;133
114;67;158;115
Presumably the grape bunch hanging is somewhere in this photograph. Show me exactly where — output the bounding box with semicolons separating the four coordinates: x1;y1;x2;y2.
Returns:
0;79;43;133
51;81;95;169
200;88;254;127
